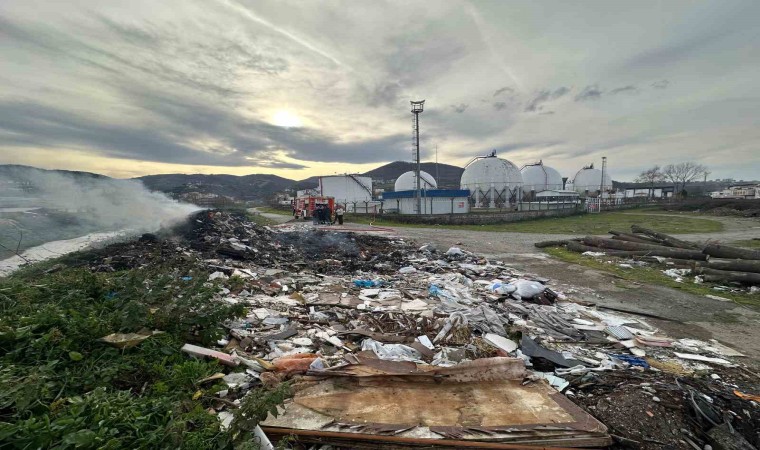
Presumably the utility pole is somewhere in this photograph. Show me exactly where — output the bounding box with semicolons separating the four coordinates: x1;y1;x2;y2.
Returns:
435;143;439;186
411;100;425;214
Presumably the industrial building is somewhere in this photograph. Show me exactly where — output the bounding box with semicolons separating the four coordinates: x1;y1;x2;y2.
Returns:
394;170;437;191
520;161;564;199
566;163;613;197
460;153;523;209
382;189;470;215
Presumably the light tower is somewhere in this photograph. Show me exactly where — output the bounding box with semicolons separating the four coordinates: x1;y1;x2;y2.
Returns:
411;100;425;214
600;156;608;196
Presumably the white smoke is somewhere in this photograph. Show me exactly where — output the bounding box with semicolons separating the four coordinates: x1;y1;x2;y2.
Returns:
1;167;200;233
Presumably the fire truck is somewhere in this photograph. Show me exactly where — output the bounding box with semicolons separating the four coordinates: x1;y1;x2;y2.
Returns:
293;195;335;219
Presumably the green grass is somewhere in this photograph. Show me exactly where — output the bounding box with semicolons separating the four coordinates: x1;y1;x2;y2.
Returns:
258;207;292;216
543;247;760;309
346;211;724;235
732;239;760;249
0;253;289;449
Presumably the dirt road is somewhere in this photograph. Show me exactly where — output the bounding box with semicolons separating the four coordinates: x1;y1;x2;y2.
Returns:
391;222;760;362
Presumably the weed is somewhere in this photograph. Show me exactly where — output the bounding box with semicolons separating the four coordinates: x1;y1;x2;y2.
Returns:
0;257;280;449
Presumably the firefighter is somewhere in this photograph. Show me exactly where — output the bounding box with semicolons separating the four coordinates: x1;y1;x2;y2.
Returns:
334;205;344;225
312;204;321;225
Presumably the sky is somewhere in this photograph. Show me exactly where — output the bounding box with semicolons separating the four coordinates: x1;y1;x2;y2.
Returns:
0;0;758;181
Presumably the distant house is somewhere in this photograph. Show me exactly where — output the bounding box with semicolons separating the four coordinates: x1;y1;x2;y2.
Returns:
710;184;759;199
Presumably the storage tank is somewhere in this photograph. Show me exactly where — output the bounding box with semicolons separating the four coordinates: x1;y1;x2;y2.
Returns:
318;175;373;205
394;171;437;191
567;165;612;196
520;161;563;194
460;153;523;208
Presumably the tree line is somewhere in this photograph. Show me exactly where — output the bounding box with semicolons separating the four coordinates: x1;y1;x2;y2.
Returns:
635;162;709;197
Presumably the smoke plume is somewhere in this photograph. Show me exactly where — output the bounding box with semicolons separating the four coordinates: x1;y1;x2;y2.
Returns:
0;166;199;258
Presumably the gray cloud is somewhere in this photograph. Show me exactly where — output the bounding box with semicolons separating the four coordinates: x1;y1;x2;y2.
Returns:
450;103;469;113
575;85;603;101
362;81;404;107
493;86;514;97
524;87;569;112
0;1;758;180
609;85;638;95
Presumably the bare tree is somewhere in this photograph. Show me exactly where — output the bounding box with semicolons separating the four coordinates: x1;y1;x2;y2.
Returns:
663;162;708;197
634;166;665;198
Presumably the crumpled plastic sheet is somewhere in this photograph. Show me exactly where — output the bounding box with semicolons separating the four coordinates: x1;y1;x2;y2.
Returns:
361;338;422;362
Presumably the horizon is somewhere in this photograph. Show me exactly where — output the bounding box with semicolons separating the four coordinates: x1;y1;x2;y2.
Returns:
1;1;758;180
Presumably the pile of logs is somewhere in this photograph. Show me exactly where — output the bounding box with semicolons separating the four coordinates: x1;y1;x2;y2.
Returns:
536;225;760;285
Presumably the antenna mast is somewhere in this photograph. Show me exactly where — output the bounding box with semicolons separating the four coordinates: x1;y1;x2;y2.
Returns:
411;100;425;214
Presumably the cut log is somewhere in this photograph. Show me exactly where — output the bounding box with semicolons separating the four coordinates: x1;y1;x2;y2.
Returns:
703;243;760;261
583;236;667;251
581;237;707;260
630;225;701;250
612;235;660;245
534;239;574;248
609;230;663;245
696;267;760;285
567;241;654;256
705;258;760;274
633;257;706;268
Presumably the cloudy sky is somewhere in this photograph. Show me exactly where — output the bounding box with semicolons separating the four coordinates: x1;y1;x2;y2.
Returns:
1;0;758;181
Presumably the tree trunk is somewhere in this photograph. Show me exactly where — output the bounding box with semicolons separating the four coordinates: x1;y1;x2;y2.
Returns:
611;234;660;245
703;244;760;261
534;239;576;248
705;258;760;273
629;225;701;249
696;267;760;285
572;239;707;260
566;241;655;256
609;230;662;244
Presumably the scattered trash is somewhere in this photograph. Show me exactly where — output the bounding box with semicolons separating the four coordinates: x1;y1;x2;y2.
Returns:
76;211;759;448
99;329;164;349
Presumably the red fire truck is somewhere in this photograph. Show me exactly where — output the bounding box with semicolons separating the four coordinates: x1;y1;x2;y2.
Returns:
293;195;335;219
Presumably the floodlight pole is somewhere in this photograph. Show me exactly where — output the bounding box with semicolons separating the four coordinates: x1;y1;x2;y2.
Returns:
411;100;425;214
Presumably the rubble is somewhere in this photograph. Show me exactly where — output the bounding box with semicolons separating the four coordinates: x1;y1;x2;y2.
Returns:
73;211;760;448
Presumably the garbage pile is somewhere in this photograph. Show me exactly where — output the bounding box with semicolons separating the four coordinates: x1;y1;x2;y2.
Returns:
89;212;760;449
538;225;760;290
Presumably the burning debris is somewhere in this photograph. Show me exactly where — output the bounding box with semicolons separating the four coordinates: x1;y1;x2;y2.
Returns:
5;210;760;449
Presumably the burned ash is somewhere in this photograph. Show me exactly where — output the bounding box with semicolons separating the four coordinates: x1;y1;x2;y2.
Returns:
80;210;412;276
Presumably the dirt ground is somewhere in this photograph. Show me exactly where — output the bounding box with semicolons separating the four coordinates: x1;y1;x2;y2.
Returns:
389;217;760;364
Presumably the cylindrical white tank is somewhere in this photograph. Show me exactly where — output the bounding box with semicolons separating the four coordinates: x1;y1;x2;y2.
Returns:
520;162;563;193
394;171;437;191
319;175;373;204
568;167;612;195
460;155;523;208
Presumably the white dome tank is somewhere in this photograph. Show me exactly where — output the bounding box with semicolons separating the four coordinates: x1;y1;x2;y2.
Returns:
460;154;523;208
394;170;437;191
520;161;563;193
569;166;612;195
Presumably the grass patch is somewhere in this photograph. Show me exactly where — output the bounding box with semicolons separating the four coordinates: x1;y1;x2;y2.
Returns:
346;211;724;235
732;239;760;249
258;207;292;216
0;256;288;449
543;247;760;310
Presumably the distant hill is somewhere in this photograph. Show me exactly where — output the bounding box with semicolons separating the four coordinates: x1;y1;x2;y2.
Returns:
1;161;466;203
136;173;297;201
363;161;464;190
288;161;465;192
0;164;107;181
